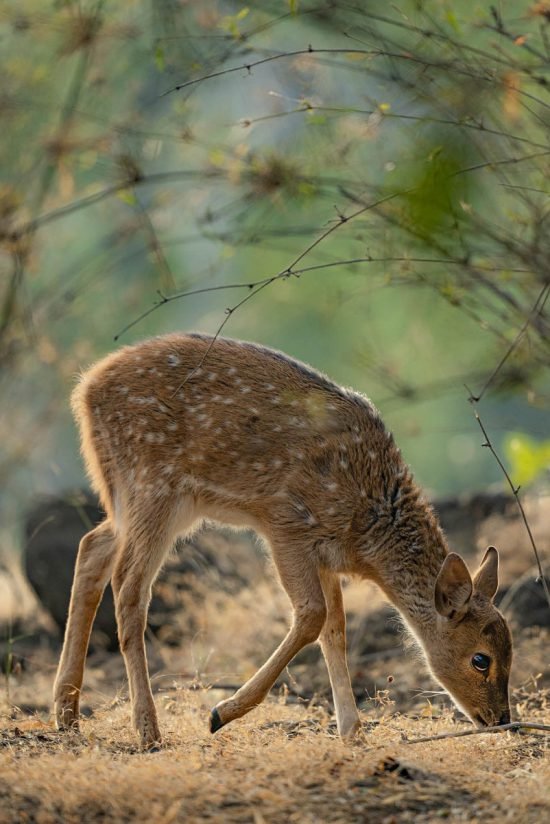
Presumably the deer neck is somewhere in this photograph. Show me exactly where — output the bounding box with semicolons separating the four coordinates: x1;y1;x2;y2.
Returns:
358;503;449;639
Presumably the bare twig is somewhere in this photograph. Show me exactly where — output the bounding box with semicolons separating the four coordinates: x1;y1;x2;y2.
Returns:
405;721;550;744
168;188;407;396
471;282;550;402
161;45;550;110
468;402;550;610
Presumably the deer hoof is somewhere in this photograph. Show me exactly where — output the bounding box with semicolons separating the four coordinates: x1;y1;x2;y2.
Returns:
210;707;225;733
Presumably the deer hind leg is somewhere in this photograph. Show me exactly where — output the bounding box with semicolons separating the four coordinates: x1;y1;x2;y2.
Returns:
319;570;361;739
110;517;179;750
54;519;117;730
210;542;327;732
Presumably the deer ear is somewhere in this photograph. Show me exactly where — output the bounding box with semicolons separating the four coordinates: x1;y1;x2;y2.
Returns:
435;553;473;619
472;546;499;600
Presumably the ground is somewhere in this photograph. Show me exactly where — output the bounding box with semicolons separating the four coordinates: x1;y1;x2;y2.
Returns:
0;516;549;823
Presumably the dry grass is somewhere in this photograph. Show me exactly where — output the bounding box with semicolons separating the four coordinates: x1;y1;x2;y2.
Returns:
0;687;548;824
1;523;548;823
0;584;548;823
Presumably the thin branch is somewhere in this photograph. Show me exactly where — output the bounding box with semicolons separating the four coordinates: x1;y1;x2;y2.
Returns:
165;188;409;396
163;41;550;110
405;721;550;744
451;151;550;177
113;256;532;342
160;47;379;96
468;402;550;610
13;170;213;237
239;104;550;153
133;192;176;293
471;282;550;402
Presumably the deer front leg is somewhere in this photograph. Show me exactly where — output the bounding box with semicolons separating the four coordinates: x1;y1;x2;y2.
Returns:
319;570;361;739
54;520;116;730
211;549;327;731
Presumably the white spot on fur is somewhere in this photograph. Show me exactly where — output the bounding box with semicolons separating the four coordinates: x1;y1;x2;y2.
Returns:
117;386;129;394
240;386;251;394
326;482;338;491
167;421;178;431
272;424;282;432
264;383;275;391
208;372;217;381
271;397;281;405
167;354;180;367
272;458;283;468
223;397;234;405
162;464;174;475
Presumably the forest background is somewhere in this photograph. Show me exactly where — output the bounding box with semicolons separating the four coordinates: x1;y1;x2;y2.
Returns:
1;0;549;557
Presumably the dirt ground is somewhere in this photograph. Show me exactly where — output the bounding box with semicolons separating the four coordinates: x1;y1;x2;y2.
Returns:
0;509;549;823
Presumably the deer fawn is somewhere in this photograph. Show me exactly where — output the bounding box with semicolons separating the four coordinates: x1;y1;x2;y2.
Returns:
54;333;512;747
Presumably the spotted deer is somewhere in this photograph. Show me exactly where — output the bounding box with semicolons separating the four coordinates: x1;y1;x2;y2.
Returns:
54;333;512;747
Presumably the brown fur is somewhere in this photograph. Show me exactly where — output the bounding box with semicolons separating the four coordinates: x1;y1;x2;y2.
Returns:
54;334;513;747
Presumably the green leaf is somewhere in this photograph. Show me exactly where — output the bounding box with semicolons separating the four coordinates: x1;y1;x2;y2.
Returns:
117;189;137;206
154;44;165;72
445;11;461;34
504;433;550;488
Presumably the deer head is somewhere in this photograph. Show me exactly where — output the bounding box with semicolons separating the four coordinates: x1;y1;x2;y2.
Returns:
427;546;512;727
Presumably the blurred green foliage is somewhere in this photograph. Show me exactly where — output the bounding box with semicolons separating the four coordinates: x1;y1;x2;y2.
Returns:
504;433;550;489
0;0;549;538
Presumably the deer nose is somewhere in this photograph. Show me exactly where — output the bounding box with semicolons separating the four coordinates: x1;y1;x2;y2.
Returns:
497;710;511;726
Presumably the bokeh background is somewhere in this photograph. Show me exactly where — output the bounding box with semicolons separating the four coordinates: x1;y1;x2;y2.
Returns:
1;0;549;550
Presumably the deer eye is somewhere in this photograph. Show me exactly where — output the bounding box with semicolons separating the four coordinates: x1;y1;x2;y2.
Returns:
471;653;491;672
